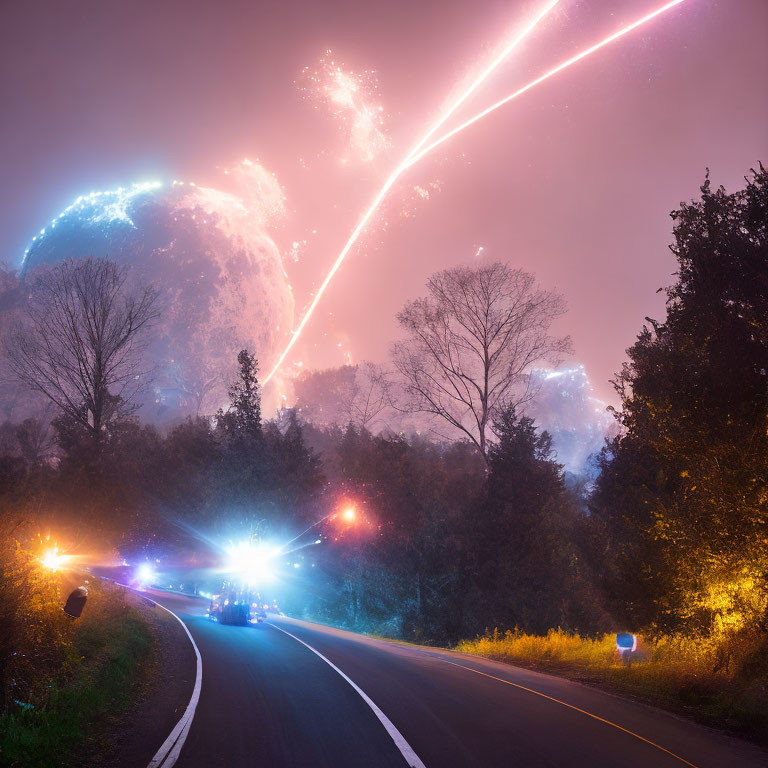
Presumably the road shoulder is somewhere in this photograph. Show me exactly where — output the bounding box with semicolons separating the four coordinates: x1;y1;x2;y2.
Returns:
83;588;196;768
274;615;768;764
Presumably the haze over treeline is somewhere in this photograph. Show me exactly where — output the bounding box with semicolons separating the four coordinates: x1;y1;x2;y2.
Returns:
3;0;766;408
1;167;767;711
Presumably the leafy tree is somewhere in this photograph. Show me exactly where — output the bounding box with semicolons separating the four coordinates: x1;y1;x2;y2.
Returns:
161;417;222;518
0;519;73;713
263;409;324;516
15;417;53;465
219;349;262;442
591;166;768;639
466;406;597;635
317;425;485;641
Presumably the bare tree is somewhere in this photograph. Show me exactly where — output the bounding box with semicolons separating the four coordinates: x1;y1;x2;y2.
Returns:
0;262;39;423
6;258;160;438
348;362;391;431
392;262;570;458
293;365;358;428
293;362;392;431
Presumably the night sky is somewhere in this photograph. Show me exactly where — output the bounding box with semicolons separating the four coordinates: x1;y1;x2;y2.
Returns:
1;0;766;403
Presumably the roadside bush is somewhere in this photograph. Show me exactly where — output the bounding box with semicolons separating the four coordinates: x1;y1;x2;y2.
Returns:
0;519;74;714
0;580;154;768
457;627;617;666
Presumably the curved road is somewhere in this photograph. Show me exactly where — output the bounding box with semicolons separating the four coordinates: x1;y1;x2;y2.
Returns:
145;590;767;768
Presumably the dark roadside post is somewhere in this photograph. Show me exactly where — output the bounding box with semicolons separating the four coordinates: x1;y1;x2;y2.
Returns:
616;632;637;668
63;586;88;618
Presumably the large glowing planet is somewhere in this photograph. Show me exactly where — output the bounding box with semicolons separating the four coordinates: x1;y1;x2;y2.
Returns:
22;179;294;419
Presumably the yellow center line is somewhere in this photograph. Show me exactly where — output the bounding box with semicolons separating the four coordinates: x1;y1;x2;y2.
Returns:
438;659;700;768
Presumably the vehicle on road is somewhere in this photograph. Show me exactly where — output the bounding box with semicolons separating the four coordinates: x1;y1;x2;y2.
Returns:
207;584;267;625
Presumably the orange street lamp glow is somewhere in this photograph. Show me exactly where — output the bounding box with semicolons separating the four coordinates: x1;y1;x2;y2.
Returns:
342;507;356;523
41;547;69;571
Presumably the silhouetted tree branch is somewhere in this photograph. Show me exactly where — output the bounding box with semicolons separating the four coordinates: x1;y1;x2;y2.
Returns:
392;262;570;458
6;257;160;438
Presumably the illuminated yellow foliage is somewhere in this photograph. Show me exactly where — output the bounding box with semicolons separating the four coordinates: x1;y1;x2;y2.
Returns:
0;530;76;708
457;628;619;667
696;571;765;635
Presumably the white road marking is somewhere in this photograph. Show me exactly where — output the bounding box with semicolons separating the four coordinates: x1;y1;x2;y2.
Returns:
143;595;203;768
270;623;427;768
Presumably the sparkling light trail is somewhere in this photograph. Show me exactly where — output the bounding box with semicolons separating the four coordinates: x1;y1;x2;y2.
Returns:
266;0;686;386
301;50;390;164
263;0;561;384
406;0;687;168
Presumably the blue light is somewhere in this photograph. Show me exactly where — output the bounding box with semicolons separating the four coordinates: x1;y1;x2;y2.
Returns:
22;180;164;268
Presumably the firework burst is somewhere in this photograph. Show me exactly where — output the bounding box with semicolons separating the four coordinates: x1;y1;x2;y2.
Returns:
299;50;390;164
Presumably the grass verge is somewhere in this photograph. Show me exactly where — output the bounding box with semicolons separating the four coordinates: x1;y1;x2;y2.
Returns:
0;581;154;768
455;628;768;742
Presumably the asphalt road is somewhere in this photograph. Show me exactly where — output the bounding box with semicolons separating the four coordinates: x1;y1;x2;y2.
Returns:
146;591;768;768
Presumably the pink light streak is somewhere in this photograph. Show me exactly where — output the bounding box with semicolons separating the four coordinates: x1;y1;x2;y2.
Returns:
265;0;688;385
406;0;687;168
263;0;561;385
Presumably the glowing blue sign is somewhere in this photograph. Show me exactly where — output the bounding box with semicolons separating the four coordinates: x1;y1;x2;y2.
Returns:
616;632;637;652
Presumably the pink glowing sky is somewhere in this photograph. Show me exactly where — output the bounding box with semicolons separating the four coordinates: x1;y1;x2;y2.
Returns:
1;0;766;403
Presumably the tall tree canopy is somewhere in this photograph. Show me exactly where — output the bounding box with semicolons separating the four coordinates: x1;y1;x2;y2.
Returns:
220;349;262;441
464;406;598;635
592;166;768;637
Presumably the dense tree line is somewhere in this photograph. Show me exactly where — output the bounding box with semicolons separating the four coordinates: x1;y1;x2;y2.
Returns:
1;165;766;705
0;350;597;646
